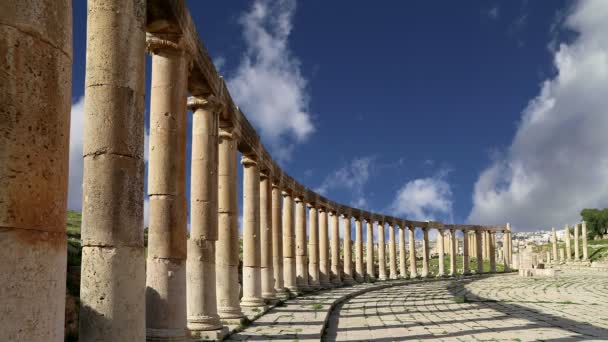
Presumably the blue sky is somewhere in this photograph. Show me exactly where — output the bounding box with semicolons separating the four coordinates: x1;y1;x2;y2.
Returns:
68;1;608;233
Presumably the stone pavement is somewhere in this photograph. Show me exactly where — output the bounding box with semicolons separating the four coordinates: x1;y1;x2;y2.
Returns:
324;272;608;341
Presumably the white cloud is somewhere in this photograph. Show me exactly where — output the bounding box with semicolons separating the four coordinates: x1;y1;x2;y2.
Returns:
316;157;373;209
67;97;85;210
390;173;453;222
227;0;314;162
487;5;500;20
468;0;608;231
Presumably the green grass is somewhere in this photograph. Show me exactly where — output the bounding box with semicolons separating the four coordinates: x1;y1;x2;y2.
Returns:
534;238;608;262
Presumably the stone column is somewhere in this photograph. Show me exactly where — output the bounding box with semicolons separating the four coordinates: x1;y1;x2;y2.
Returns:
503;231;510;272
389;222;398;279
574;223;580;260
409;227;418;278
260;172;276;300
308;203;320;288
489;231;496;273
186;96;225;338
366;220;375;280
462;230;471;275
319;207;332;287
2;1;72;340
399;226;407;278
559;248;565;262
551;227;558;262
582;221;588;261
272;182;288;298
241;155;265;309
436;229;445;277
354;216;365;282
342;213;355;285
145;34;188;341
449;229;457;276
476;230;483;273
421;228;430;278
282;191;297;292
330;210;342;286
294;195;309;290
506;223;513;267
377;220;387;280
564;224;572;260
546;251;551;263
216;123;244;322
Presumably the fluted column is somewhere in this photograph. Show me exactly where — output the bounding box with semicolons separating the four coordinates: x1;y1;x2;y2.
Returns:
565;224;572;260
354;217;365;282
186;96;225;338
342;213;355;285
462;230;470;275
260;172;276;300
145;34;188;342
388;223;398;279
489;231;496;273
421;228;430;278
366;220;375;280
582;221;588;261
399;226;407;278
330;210;342;286
282;191;297;292
295;195;309;290
409;227;418;278
377;221;387;280
319;208;332;287
308;203;321;288
476;230;483;273
216;123;244;322
241;155;265;308
574;223;580;260
436;229;445;277
271;182;288;297
551;227;558;262
2;1;72;339
449;229;457;276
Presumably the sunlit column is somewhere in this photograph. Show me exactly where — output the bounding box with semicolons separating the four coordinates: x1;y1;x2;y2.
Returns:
551;227;558;262
489;231;496;273
354;216;365;282
582;221;588;261
409;227;418;278
342;213;355;285
282;190;297;292
366;219;375;280
436;229;445;277
462;230;471;275
260;172;276;300
307;203;320;288
476;230;483;273
449;229;457;276
421;228;430;278
294;195;308;290
388;222;398;279
318;207;332;287
564;224;572;260
574;223;580;260
377;220;387;280
330;210;342;286
271;181;288;297
399;226;407;278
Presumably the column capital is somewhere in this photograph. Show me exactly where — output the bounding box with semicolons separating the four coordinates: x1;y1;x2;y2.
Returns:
241;154;257;167
306;202;316;209
294;195;304;203
187;95;224;114
219;120;239;141
146;32;183;54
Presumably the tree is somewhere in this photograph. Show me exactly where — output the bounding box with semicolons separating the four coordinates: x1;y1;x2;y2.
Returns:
580;208;608;239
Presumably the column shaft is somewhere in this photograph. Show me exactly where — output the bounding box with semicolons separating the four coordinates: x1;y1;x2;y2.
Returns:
409;228;418;278
399;227;407;278
282;192;297;291
295;196;309;290
186;96;224;336
574;223;580;260
145;35;189;341
449;229;457;276
216;124;243;320
319;208;332;287
437;229;445;277
476;230;483;273
389;223;398;279
565;224;572;260
551;227;558;262
462;230;470;275
489;232;496;273
582;221;588;260
355;217;365;282
366;221;375;280
241;156;265;307
260;174;275;300
308;204;320;288
342;214;355;285
378;222;387;280
421;228;430;277
271;183;287;296
2;1;72;340
330;211;342;285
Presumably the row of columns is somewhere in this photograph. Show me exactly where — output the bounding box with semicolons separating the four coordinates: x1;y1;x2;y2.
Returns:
549;222;589;262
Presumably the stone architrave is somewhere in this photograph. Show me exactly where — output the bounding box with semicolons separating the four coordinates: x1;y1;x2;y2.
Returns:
2;1;72;340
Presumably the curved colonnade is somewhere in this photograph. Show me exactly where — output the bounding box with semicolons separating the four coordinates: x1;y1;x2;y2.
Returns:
1;1;512;341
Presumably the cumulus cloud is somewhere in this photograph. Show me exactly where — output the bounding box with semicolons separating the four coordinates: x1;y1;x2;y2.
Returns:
468;0;608;231
228;0;314;162
316;157;373;209
390;172;453;222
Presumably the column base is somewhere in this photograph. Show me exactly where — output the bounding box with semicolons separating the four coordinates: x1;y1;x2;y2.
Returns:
436;273;446;278
146;328;189;342
218;306;245;322
342;275;355;286
262;291;277;301
189;326;229;342
354;274;365;283
462;271;472;276
378;275;387;281
187;315;223;333
274;288;291;299
319;280;333;288
389;273;398;280
240;297;266;308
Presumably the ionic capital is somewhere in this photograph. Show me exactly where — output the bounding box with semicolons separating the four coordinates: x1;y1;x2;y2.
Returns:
187;95;224;114
241;154;257;167
219;120;239;141
146;33;183;54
